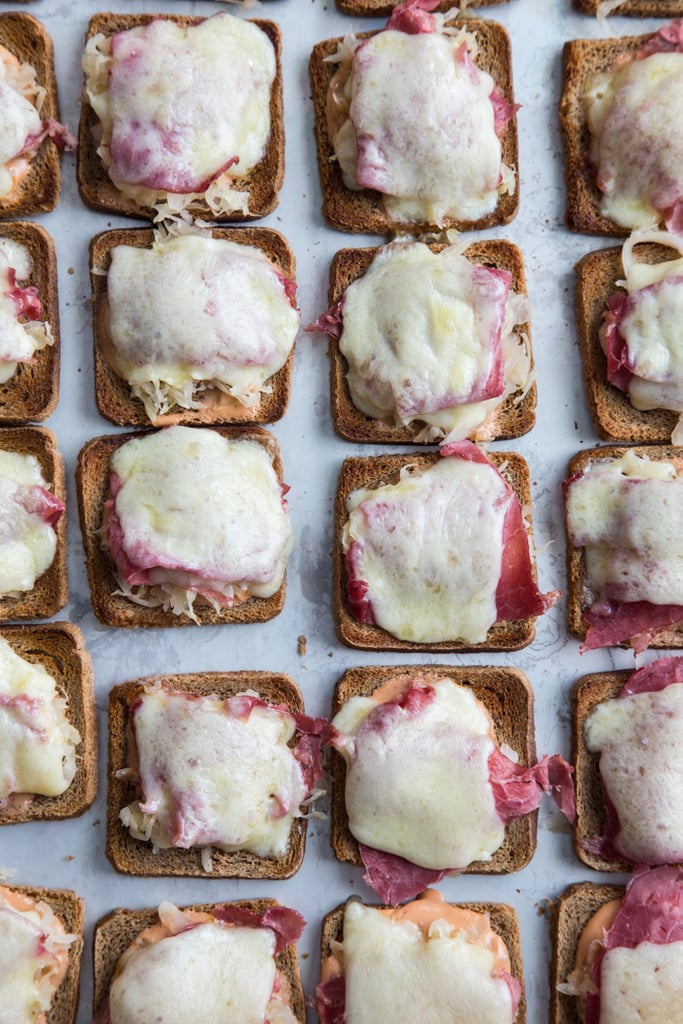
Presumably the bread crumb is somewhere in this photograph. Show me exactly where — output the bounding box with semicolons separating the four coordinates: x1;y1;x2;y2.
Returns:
297;634;307;656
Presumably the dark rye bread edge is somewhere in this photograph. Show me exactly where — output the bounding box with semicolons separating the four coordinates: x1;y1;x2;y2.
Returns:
0;222;60;424
0;622;97;825
565;444;683;648
573;0;683;14
106;672;308;879
320;898;526;1024
560;31;656;238
333;449;539;652
309;19;519;235
0;426;68;621
326;240;535;444
75;426;288;628
549;882;624;1024
337;0;510;15
77;13;284;223
572;669;633;873
92;899;305;1022
2;884;85;1024
329;665;538;876
575;242;680;443
89;226;296;427
0;13;62;218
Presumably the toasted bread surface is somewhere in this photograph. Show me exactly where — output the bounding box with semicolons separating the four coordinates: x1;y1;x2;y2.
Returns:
0;426;67;622
0;622;96;825
573;0;683;13
329;665;538;876
309;19;518;234
337;0;510;13
90;226;295;427
78;13;284;222
326;240;534;444
107;671;308;878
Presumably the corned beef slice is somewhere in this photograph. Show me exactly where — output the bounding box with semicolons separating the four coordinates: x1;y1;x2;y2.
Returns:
582;600;683;655
315;972;346;1024
212;903;305;954
360;844;448;906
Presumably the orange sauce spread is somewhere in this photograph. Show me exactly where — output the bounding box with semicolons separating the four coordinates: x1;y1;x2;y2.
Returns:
573;899;622;982
0;883;71;1018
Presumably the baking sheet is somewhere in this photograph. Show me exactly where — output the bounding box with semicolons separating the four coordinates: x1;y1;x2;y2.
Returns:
0;0;666;1020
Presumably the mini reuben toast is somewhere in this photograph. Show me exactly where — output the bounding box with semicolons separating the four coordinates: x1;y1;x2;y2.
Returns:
564;445;683;651
561;22;683;236
0;622;96;825
318;893;525;1024
79;12;284;222
0;13;72;218
107;672;324;878
573;0;683;14
0;884;84;1024
334;444;557;652
0;426;67;622
318;240;534;444
92;900;306;1024
90;226;298;427
309;13;518;234
0;222;60;424
76;425;293;628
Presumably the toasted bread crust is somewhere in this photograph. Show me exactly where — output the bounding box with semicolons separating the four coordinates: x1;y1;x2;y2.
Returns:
0;13;62;218
329;665;538;876
2;884;84;1024
76;426;288;628
0;222;60;424
92;900;305;1023
90;226;296;427
326;240;535;444
106;672;309;878
0;426;67;622
333;449;539;652
560;31;659;237
309;20;518;235
550;882;624;1024
573;0;683;14
78;13;284;222
575;242;682;443
565;445;683;648
0;623;96;826
320;898;526;1024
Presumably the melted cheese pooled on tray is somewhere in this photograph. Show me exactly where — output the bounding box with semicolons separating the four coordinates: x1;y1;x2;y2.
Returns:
0;451;58;598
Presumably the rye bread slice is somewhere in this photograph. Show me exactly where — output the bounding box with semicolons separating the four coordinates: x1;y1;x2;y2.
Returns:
333;449;541;652
0;622;96;826
337;0;510;13
75;426;289;629
0;222;60;424
573;0;683;13
78;13;284;222
560;30;662;237
575;241;682;443
106;672;309;879
565;445;683;648
309;19;518;235
550;881;624;1024
571;669;634;873
90;226;296;427
1;884;85;1024
0;426;67;622
325;240;535;444
329;665;538;877
0;13;63;218
320;897;526;1024
92;899;305;1023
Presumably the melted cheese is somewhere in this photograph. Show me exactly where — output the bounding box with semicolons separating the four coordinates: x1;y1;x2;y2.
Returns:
0;637;79;801
109;921;278;1024
585;684;683;863
584;52;683;229
332;28;509;226
342;899;514;1024
0;48;42;200
121;689;307;857
0;238;52;384
0;451;58;597
107;426;293;609
338;242;529;441
83;14;275;214
600;940;683;1024
105;234;298;421
343;456;507;643
332;680;504;868
565;450;683;605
